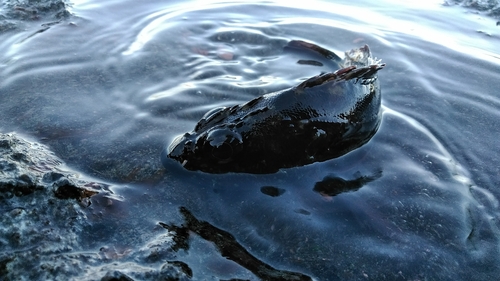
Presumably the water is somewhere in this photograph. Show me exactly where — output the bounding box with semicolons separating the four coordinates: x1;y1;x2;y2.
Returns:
1;0;500;280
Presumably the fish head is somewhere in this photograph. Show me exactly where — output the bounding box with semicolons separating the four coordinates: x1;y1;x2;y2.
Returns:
164;107;245;172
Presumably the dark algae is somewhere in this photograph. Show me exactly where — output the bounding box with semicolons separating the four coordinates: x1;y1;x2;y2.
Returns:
260;186;286;197
164;40;385;174
313;170;382;197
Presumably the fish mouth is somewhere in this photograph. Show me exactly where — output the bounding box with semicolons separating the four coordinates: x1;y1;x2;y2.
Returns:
167;134;185;156
167;133;196;159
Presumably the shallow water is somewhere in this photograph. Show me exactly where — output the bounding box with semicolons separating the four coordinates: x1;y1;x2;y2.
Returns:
1;0;500;280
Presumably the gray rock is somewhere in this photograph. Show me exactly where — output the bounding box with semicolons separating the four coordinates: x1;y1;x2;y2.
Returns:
0;132;188;280
0;0;72;36
0;132;97;280
0;132;100;200
447;0;500;20
1;0;71;22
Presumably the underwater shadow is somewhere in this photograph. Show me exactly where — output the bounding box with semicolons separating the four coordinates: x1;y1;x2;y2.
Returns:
313;170;382;197
160;207;313;281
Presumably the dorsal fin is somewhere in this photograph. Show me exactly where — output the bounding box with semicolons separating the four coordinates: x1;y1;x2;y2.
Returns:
296;63;385;90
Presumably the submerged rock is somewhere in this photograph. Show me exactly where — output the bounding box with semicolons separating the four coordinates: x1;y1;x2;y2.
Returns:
0;132;192;280
0;132;93;279
0;132;100;201
164;40;385;174
0;0;71;33
2;0;71;21
0;133;99;279
446;0;500;21
160;207;314;281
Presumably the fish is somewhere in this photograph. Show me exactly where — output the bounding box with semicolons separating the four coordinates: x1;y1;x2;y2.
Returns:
163;40;385;174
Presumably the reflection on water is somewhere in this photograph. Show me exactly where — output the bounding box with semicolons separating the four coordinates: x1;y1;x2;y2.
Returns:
1;0;500;280
160;206;313;281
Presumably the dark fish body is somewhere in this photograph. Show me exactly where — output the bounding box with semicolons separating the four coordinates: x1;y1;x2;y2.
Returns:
164;40;385;174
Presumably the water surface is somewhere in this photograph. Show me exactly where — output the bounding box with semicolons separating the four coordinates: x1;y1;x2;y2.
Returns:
1;0;500;280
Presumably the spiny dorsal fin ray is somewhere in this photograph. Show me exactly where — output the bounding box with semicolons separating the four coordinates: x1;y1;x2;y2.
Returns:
296;63;385;90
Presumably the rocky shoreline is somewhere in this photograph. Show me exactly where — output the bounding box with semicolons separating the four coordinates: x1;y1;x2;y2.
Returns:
0;133;190;281
447;0;500;23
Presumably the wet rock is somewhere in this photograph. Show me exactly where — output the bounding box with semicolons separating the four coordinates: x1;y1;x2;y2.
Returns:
164;261;193;279
0;132;101;280
87;232;191;281
447;0;500;20
1;196;189;281
101;271;135;281
84;258;192;281
0;133;216;280
0;0;71;33
0;132;100;200
454;0;498;11
2;0;71;21
0;192;91;280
